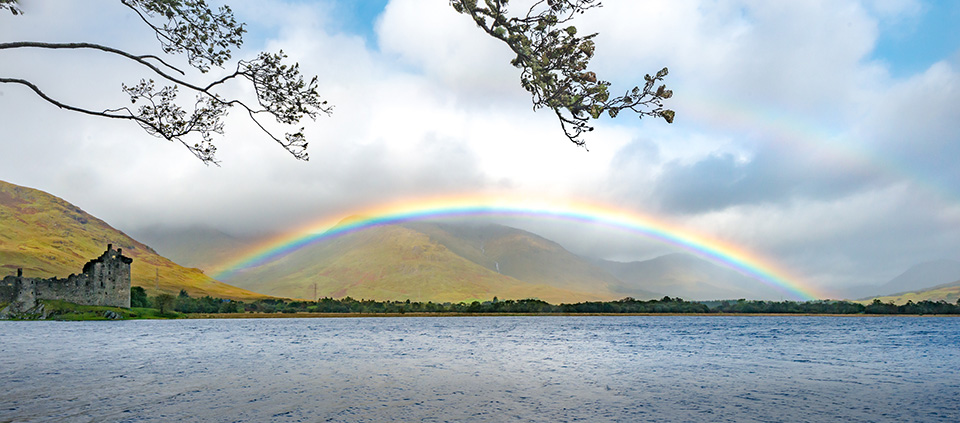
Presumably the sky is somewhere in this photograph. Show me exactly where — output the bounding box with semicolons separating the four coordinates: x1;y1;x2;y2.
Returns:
1;0;959;296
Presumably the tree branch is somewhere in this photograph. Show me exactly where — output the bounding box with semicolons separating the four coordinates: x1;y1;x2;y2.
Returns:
1;1;328;164
0;77;216;163
451;0;674;147
1;41;193;84
2;41;329;163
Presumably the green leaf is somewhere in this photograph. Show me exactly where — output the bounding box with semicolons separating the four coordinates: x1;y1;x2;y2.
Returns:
661;109;675;123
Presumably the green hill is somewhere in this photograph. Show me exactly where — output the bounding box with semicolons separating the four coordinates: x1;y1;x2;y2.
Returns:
866;280;960;305
402;222;658;298
223;221;618;303
0;180;267;300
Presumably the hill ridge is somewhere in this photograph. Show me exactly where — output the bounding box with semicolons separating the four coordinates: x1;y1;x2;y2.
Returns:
0;180;266;300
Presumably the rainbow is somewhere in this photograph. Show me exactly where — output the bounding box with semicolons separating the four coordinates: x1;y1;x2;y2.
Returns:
212;197;823;301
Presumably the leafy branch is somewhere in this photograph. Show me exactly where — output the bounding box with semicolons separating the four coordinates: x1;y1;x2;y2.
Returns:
450;0;674;147
0;0;20;15
0;0;330;164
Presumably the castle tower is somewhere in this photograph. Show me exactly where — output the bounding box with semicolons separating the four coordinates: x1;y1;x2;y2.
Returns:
79;244;133;308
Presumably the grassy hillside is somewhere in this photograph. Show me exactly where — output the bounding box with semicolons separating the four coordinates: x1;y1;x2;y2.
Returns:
0;180;267;300
404;222;657;299
866;280;960;305
224;222;610;304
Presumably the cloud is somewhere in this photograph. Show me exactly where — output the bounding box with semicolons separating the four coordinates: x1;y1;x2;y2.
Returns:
852;61;960;196
376;0;524;104
650;141;890;214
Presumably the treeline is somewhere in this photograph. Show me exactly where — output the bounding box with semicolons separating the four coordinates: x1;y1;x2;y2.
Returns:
712;298;960;315
130;287;960;315
131;287;241;314
251;296;711;314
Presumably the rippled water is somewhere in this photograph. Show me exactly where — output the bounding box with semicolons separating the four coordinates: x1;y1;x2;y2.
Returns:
1;316;958;422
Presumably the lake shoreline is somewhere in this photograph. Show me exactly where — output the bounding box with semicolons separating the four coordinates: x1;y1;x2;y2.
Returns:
184;312;960;319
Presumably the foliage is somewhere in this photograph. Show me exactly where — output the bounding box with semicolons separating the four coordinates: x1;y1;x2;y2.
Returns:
863;299;960;315
154;293;176;314
130;286;150;308
710;299;867;314
0;0;330;164
450;0;674;147
173;296;960;315
172;290;239;313
0;0;20;15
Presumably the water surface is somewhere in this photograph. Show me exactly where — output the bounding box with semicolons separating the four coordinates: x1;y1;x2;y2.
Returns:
1;316;958;422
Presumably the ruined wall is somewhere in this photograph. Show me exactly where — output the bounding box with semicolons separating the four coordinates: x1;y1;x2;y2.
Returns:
2;245;132;309
0;275;16;303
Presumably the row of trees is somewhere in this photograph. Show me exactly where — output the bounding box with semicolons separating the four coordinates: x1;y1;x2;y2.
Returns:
711;298;960;315
131;287;240;314
242;296;709;314
128;288;960;315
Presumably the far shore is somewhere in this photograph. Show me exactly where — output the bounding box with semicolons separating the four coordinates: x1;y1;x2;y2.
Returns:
184;312;960;319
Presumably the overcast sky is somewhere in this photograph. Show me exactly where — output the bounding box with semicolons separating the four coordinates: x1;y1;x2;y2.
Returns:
2;0;959;294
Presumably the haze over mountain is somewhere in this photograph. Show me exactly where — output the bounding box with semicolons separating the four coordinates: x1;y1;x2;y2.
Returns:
594;253;789;301
0;180;266;300
840;259;960;300
131;225;251;274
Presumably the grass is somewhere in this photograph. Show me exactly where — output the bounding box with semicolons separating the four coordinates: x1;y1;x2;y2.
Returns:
27;300;183;320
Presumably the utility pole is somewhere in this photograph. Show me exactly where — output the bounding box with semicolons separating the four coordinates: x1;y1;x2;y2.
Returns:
155;267;159;291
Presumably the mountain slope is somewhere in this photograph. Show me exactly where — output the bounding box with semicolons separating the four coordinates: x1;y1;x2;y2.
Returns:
594;253;788;301
402;222;658;299
223;222;614;303
866;279;960;305
0;180;266;300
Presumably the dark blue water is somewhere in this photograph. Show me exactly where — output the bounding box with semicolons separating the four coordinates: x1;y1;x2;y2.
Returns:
1;316;958;422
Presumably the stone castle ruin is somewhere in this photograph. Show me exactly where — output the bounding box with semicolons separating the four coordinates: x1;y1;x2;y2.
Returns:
1;244;132;314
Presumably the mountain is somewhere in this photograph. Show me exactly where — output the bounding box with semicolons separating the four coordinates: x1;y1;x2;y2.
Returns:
866;279;960;305
402;222;657;298
222;221;648;303
841;259;960;300
0;180;266;300
594;253;788;301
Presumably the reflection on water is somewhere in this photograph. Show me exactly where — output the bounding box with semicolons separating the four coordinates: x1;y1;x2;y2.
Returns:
1;316;959;422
